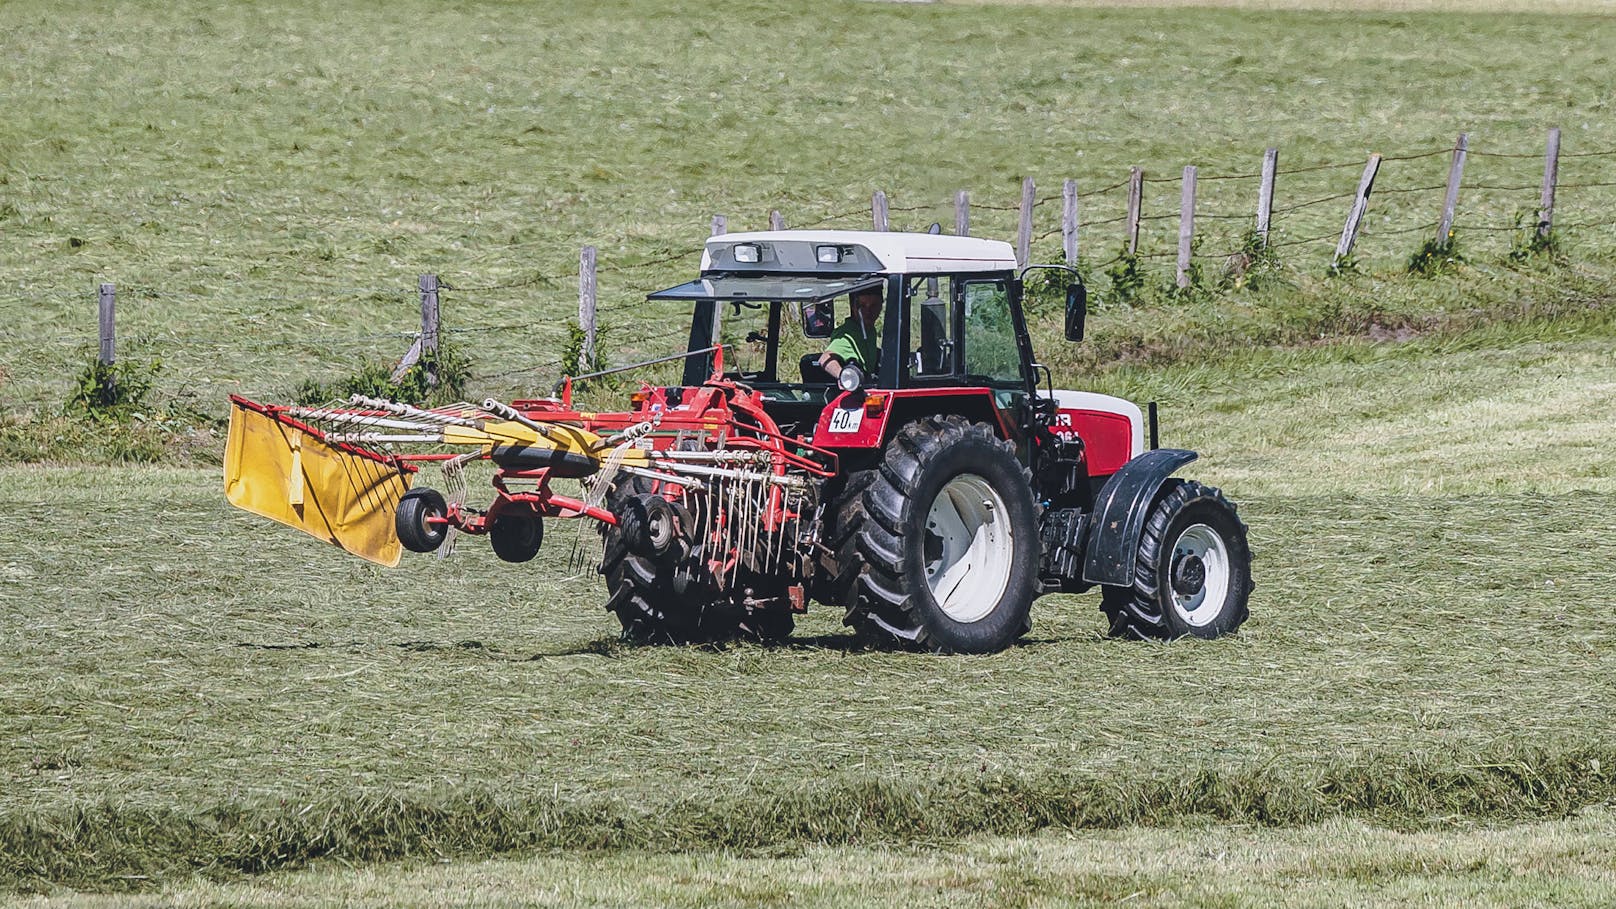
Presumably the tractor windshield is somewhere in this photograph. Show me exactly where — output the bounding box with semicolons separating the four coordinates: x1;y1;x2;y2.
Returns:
647;275;879;303
648;275;885;391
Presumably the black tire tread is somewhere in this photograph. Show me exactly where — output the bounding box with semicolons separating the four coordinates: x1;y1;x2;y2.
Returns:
1099;479;1253;641
838;416;1037;652
396;487;448;553
598;479;785;645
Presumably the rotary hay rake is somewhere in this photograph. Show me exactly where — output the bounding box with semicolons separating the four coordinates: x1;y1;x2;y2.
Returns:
225;367;837;636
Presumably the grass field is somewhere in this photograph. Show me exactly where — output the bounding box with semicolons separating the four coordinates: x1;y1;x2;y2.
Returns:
5;323;1616;895
4;0;1616;902
963;0;1616;11
4;0;1616;417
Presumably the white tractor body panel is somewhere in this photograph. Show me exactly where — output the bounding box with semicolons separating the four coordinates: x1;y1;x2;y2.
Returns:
703;230;1016;275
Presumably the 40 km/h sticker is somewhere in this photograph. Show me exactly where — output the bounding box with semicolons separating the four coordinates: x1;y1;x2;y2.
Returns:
828;407;864;433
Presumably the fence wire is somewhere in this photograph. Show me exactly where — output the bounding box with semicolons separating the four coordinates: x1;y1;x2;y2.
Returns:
33;135;1616;387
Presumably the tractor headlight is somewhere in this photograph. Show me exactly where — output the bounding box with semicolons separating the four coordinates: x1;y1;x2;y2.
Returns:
732;243;761;264
816;245;843;264
838;363;864;393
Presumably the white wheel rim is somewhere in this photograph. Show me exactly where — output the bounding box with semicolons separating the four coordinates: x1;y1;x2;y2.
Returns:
1169;523;1231;628
923;474;1014;623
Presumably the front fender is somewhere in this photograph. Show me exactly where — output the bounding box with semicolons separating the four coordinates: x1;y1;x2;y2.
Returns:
1081;448;1198;586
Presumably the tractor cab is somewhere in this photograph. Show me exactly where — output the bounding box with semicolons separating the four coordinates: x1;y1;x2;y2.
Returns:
648;230;1073;443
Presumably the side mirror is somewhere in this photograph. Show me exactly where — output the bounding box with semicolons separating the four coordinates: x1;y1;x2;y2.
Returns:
802;301;833;339
1064;283;1087;342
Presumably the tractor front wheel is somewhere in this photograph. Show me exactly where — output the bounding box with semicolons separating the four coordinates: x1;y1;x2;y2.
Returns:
1099;479;1253;640
842;416;1040;654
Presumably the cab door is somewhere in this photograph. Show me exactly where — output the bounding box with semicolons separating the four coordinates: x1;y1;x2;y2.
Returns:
957;276;1038;443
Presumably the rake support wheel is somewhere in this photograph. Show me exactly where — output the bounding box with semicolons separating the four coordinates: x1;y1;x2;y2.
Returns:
489;512;543;563
837;416;1041;654
395;487;448;553
1099;479;1253;640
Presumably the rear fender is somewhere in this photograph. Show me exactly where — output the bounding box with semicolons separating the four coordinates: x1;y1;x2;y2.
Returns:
1081;448;1198;586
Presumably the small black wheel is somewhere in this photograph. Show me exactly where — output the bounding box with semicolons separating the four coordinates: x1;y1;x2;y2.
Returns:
396;487;448;553
739;606;795;644
623;493;679;558
1100;479;1253;640
489;512;543;563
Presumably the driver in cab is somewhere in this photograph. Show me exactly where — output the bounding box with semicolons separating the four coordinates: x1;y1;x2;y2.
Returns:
817;286;882;381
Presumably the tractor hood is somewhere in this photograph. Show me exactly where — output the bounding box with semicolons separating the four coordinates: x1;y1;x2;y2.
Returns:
646;274;883;303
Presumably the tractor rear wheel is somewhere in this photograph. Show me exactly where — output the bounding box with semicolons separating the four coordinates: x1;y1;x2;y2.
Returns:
598;482;752;644
1099;479;1253;640
840;416;1040;654
600;482;699;642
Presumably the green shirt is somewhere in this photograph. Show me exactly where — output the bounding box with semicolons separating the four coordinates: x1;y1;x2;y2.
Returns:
825;317;879;373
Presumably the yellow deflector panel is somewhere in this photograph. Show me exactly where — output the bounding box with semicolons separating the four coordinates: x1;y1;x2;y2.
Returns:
224;403;411;567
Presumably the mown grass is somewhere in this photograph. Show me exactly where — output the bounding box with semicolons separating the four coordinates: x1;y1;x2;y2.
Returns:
30;809;1616;908
3;0;1616;419
4;0;1616;897
4;325;1615;891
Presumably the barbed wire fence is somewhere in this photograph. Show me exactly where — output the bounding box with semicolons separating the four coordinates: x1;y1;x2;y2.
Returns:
18;126;1615;408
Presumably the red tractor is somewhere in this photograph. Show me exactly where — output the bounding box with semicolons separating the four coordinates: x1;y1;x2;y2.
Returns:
225;230;1252;653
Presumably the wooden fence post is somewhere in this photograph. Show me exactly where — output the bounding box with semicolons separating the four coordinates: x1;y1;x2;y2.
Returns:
1256;148;1278;246
1436;133;1468;249
1126;167;1144;256
769;210;785;231
710;214;727;237
98;283;116;365
1016;177;1035;268
1177;166;1197;288
419;273;440;385
1538;126;1561;240
955;190;970;236
1062;179;1078;266
1333;154;1382;270
578;247;597;372
872;191;889;231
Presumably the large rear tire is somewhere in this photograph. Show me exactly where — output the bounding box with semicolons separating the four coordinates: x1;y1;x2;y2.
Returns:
598;483;769;644
839;416;1041;654
1099;479;1253;640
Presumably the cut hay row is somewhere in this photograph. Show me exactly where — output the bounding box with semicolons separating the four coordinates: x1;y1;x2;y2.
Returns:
4;744;1612;891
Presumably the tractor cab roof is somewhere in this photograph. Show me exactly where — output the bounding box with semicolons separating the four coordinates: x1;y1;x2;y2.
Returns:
700;230;1016;277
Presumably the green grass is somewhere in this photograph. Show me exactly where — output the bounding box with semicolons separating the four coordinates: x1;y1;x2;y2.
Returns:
3;0;1616;420
5;327;1615;891
28;809;1616;907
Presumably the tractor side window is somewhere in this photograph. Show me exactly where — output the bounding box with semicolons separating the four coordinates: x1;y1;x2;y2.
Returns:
961;280;1020;386
907;276;955;379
